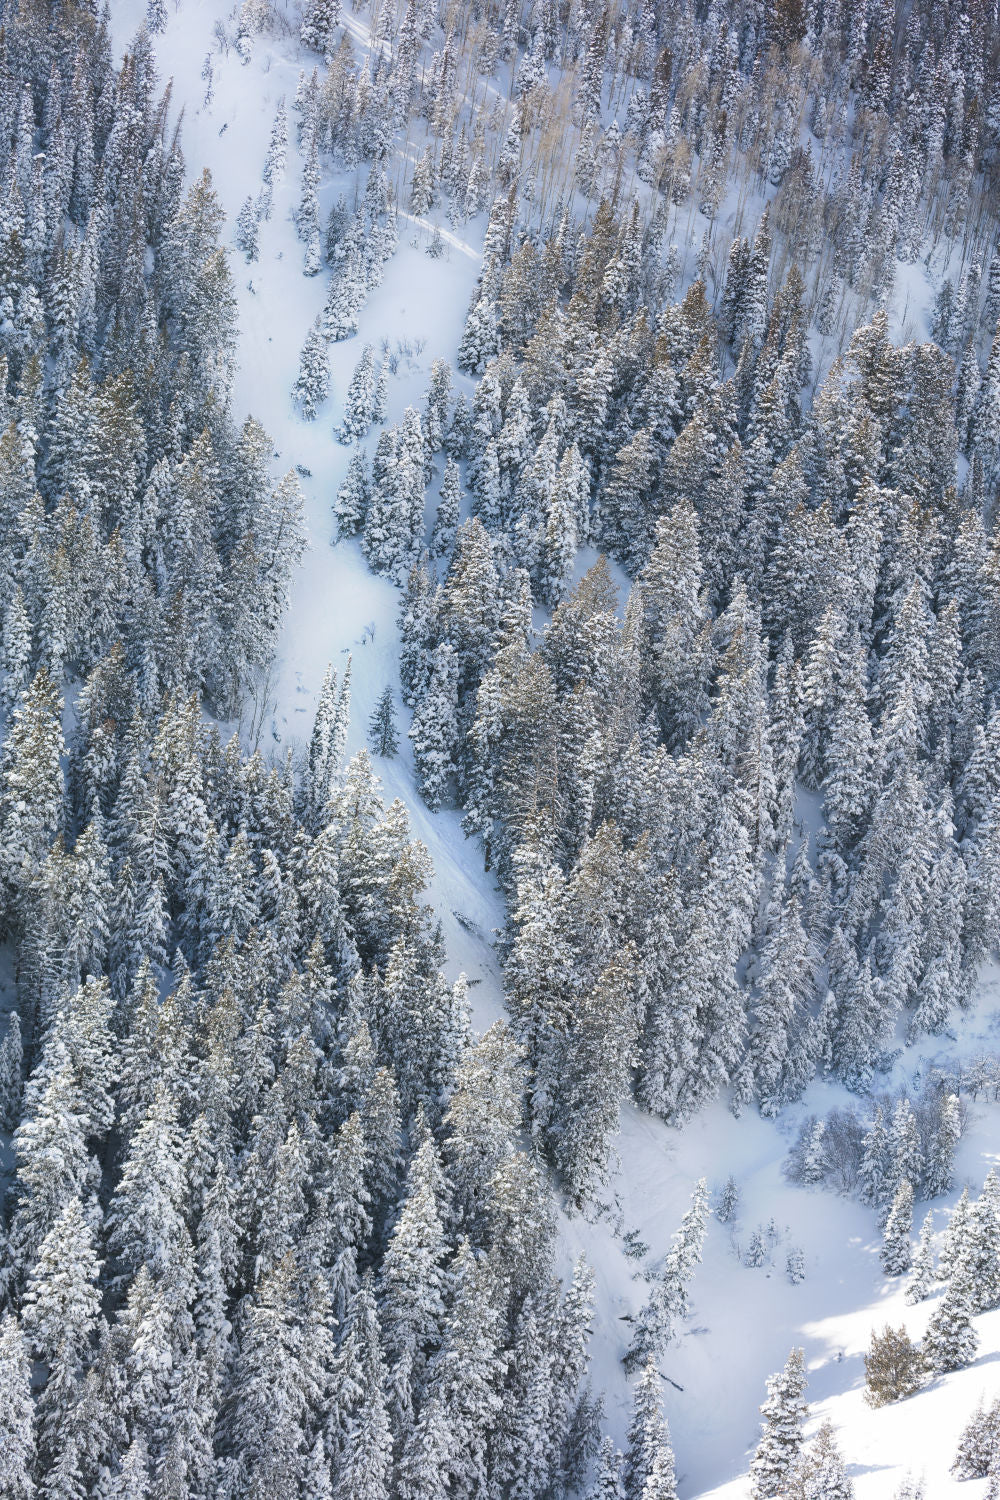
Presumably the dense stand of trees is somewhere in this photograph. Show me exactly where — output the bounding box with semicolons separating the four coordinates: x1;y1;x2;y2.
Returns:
1;0;999;1491
0;3;647;1495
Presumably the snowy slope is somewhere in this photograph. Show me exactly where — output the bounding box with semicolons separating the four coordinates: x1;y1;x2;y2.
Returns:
562;974;1000;1498
109;5;1000;1495
111;0;505;1004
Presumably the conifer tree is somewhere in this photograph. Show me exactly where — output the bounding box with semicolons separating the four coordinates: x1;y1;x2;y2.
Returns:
0;667;65;912
236;195;260;261
924;1094;961;1198
787;1420;854;1500
625;1179;709;1369
301;0;343;60
858;1108;893;1218
863;1326;923;1406
340;345;377;443
336;450;371;540
589;1435;626;1499
409;641;459;810
749;1348;808;1499
905;1212;936;1304
0;1315;34;1500
21;1196;102;1462
0;1009;23;1129
964;1167;1000;1313
952;1398;1000;1479
881;1180;914;1276
431;457;461;559
624;1357;677;1500
923;1265;979;1373
295;316;331;420
264;99;288;186
368;687;399;759
938;1188;972;1280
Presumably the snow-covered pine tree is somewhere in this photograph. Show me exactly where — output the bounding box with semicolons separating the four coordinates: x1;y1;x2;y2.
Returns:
0;1010;23;1130
263;98;288;185
0;1314;34;1500
881;1180;914;1275
294;316;331;420
340;345;377;443
623;1357;677;1500
430;457;461;559
923;1261;979;1372
786;1246;806;1285
924;1093;961;1198
938;1188;972;1279
409;641;459;810
964;1168;1000;1313
858;1108;894;1219
589;1435;626;1499
905;1211;936;1304
301;0;343;60
235;195;260;261
787;1420;854;1500
716;1176;740;1223
335;450;371;540
749;1348;808;1499
368;687;399;758
625;1179;709;1370
952;1398;1000;1479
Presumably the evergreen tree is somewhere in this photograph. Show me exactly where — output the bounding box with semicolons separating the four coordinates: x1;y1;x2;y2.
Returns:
923;1265;979;1372
881;1180;914;1276
409;641;459;810
716;1176;740;1223
236;195;260;261
964;1168;1000;1313
301;0;343;60
430;457;461;560
924;1094;961;1198
749;1349;808;1500
0;1315;34;1500
787;1421;854;1500
589;1435;626;1500
335;450;371;540
624;1356;677;1500
295;316;332;420
625;1179;709;1370
21;1196;102;1462
368;687;399;758
952;1398;1000;1479
340;345;376;443
858;1108;893;1218
863;1326;924;1406
0;1009;23;1129
905;1212;936;1304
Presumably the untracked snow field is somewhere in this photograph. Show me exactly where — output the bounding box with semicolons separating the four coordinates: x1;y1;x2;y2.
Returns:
109;3;1000;1493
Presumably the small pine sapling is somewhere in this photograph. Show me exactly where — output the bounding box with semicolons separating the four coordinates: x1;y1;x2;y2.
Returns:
716;1176;739;1223
745;1228;767;1268
785;1246;805;1285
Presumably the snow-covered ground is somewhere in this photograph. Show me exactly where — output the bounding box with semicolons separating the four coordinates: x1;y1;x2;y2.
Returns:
110;4;1000;1493
564;973;1000;1498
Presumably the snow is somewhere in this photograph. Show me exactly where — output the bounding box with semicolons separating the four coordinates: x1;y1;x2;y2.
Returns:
560;972;1000;1497
113;0;502;998
109;4;1000;1494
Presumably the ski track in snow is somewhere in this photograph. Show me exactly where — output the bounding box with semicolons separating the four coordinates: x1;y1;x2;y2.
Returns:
107;4;1000;1493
